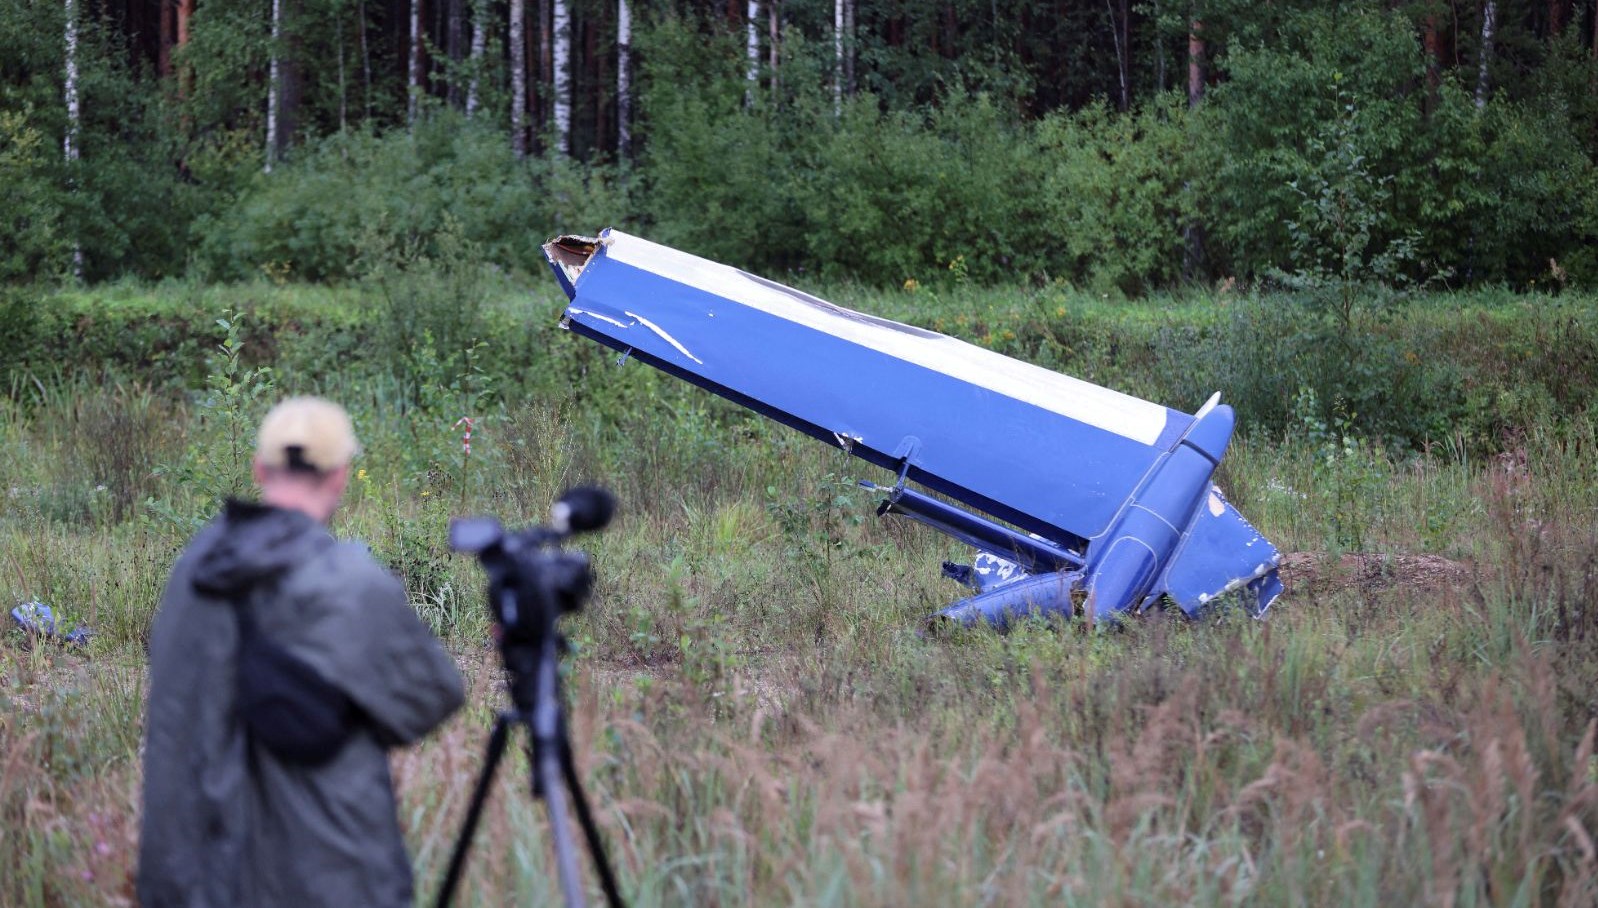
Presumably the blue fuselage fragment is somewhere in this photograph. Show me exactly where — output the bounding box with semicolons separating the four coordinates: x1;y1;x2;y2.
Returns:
544;230;1282;627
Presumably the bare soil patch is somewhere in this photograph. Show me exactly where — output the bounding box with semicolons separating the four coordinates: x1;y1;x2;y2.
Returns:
1278;551;1475;598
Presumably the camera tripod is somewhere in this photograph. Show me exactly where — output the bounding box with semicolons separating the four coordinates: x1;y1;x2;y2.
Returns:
434;627;624;908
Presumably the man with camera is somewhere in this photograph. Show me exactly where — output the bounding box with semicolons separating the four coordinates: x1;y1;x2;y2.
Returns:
138;397;465;908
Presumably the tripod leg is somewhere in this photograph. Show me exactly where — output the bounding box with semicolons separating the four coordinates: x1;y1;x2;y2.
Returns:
561;742;627;908
535;743;590;908
435;713;513;908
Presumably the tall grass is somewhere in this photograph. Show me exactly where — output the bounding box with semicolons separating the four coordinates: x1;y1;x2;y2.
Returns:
2;302;1596;905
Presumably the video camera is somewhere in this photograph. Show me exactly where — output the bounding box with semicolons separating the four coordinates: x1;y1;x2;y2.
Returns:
448;486;615;646
438;485;626;908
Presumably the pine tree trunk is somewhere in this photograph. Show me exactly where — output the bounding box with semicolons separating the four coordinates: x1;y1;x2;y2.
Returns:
359;0;372;119
1187;17;1204;109
280;0;302;153
1183;15;1205;280
337;11;347;130
1424;14;1441;114
1476;1;1497;109
408;0;423;124
617;0;631;157
466;0;486;116
1549;0;1569;35
177;0;193;104
844;0;854;94
539;0;552;150
447;0;463;107
553;0;570;154
159;0;174;77
511;0;526;155
1153;0;1165;94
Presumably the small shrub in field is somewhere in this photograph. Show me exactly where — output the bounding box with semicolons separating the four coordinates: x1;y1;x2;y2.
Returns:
66;383;179;522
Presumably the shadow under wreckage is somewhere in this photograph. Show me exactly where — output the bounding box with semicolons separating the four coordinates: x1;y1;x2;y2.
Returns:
543;230;1282;629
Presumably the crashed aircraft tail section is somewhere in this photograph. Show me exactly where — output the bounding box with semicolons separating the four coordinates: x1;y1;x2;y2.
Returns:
544;229;1283;627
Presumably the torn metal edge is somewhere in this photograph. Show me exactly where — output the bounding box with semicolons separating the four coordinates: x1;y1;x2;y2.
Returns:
543;233;606;290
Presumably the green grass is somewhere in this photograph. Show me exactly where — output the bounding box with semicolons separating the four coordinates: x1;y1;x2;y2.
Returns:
1;284;1596;905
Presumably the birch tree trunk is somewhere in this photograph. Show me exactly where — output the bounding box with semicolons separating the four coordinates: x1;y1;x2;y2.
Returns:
1476;1;1497;109
511;0;527;156
746;1;759;106
466;0;486;117
1107;0;1129;112
618;0;631;157
64;0;82;277
267;0;282;170
553;0;571;154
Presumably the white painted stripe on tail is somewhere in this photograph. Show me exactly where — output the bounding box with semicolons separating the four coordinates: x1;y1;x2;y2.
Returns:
595;230;1170;445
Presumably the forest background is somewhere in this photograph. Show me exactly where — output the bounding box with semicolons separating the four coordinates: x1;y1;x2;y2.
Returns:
2;0;1598;292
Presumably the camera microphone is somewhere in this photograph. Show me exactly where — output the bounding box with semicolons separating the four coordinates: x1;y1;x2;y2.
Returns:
551;486;616;535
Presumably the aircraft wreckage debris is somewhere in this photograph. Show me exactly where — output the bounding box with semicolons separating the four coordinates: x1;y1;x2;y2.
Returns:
544;230;1283;629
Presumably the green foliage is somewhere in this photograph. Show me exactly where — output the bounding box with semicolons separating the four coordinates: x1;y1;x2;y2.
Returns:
4;0;1598;290
196;113;634;282
640;17;1040;286
0;106;66;283
1033;96;1196;295
1203;6;1431;280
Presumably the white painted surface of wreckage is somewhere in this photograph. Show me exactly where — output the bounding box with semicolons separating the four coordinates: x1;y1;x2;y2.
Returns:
594;230;1172;447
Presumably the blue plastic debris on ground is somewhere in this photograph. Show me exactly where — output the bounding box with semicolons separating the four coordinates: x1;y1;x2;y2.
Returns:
10;601;94;645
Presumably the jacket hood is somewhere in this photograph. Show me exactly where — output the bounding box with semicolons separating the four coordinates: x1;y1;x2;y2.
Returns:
191;499;333;598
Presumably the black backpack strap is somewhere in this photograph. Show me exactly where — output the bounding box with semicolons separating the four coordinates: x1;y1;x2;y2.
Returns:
234;588;355;766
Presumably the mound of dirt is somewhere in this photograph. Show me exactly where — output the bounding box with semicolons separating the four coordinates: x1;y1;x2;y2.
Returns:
1278;551;1474;598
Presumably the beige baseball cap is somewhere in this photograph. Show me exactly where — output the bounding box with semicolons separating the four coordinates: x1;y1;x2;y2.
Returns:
255;397;361;473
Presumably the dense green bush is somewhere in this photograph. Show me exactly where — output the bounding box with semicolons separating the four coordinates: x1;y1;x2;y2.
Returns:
1203;4;1598;287
194;114;634;281
15;282;1597;458
1033;97;1195;295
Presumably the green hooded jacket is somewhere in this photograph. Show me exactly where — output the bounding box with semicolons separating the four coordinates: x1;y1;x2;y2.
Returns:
138;500;465;908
